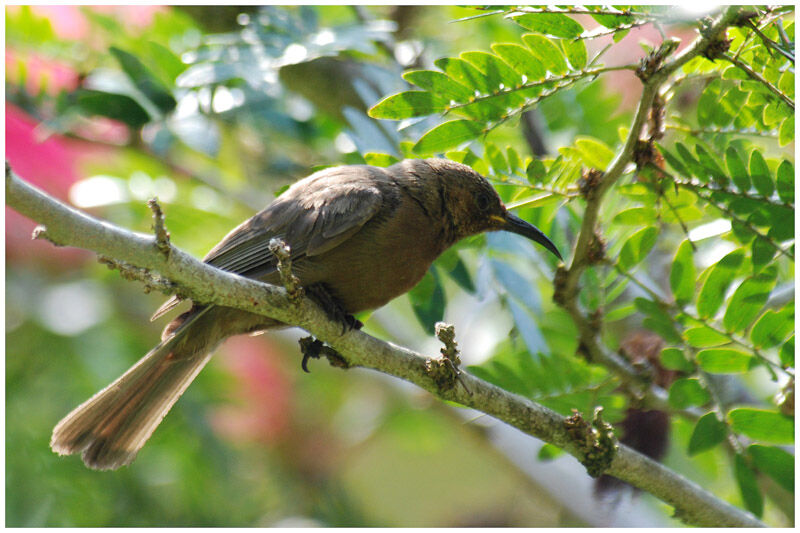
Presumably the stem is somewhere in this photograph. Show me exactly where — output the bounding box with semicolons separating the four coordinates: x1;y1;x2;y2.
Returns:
723;54;795;110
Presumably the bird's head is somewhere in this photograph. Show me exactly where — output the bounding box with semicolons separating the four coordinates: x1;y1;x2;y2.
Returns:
417;159;563;260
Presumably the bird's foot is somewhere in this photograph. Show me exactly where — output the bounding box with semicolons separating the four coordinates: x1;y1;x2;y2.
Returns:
305;283;362;334
298;336;350;373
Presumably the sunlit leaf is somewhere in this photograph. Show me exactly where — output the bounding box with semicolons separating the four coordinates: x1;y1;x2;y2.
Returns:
668;378;710;409
685;325;731;347
402;70;474;102
728;408;794;444
413;120;484;154
521;34;567;75
368;91;449;119
749;150;774;197
660;347;693;372
491;43;546;82
619;226;658;270
510;13;583;38
696;348;755;373
750;306;794;348
697;248;745;318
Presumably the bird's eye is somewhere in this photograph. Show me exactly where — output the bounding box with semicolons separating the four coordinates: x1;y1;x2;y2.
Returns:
476;193;491;211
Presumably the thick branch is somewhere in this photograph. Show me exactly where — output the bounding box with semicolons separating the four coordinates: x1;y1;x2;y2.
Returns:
5;166;764;527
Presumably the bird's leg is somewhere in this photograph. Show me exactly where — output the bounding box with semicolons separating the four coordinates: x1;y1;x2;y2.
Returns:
298;336;350;373
304;283;363;333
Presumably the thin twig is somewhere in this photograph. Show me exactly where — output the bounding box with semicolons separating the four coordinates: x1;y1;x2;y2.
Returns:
723;53;795;110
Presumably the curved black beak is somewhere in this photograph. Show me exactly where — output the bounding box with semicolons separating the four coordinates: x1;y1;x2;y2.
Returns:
502;212;563;260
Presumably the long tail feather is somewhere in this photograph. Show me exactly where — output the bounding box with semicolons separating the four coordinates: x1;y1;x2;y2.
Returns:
51;310;214;470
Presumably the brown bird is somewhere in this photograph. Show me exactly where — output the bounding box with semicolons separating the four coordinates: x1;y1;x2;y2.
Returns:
50;158;562;470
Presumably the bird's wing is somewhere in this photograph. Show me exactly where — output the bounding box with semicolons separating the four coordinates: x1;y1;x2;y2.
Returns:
204;176;384;276
151;168;386;321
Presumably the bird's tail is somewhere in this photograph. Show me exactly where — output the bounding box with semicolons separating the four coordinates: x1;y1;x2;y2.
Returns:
51;308;216;470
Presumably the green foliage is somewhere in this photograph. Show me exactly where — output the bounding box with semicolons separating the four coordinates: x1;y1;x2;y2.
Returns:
6;4;795;526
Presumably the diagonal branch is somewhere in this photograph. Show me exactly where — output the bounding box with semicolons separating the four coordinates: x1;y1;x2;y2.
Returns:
6;161;764;527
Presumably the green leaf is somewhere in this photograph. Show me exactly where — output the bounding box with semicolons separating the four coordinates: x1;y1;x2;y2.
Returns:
668;378;710;409
461;51;523;90
619;227;658;270
526;159;546;183
635;298;683;344
368;91;448;119
749;444;794;492
749;150;774;197
412;120;483;154
662;147;691;178
778;70;794;98
751;237;776;269
779;116;794;146
510;13;584;38
407;267;445;333
675;142;709;182
670;240;696;306
750;306;794;348
485;143;508;174
697;248;745;318
605;303;636;322
76;89;150;128
725;146;751;192
363;153;399;167
434;57;496;95
725;266;779;331
660;347;694;372
697;78;720;127
688;412;728;455
695;144;728;187
776;160;794;203
491;43;546;82
402;70;474;102
537;443;565;460
728;408;794;444
780;335;794;367
575;137;615;170
110;46;176;115
734;454;764;518
685;325;731;347
612;207;657;225
560;38;587;70
521;34;568;75
696;348;755;373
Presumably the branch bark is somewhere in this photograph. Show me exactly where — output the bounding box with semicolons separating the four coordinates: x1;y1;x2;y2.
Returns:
6;163;763;527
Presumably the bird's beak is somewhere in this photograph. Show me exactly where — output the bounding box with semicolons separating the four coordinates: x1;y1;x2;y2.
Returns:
495;213;563;260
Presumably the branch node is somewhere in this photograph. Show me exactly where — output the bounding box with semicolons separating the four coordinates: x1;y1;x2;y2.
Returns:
426;322;471;395
578;168;604;201
268;237;303;301
31;224;61;245
298;336;350;373
147;197;171;257
564;407;618;478
636;37;680;81
585;232;606;264
97;255;176;295
552;265;569;306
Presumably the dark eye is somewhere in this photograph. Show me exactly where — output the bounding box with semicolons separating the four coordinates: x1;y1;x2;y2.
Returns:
476;193;491;211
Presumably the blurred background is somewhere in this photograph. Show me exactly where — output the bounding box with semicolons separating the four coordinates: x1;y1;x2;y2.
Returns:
5;5;792;526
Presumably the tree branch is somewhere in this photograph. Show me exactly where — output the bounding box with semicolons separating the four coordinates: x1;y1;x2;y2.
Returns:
6;163;764;527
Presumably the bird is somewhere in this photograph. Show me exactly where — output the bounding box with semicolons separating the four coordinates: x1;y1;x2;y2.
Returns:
50;158;562;470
